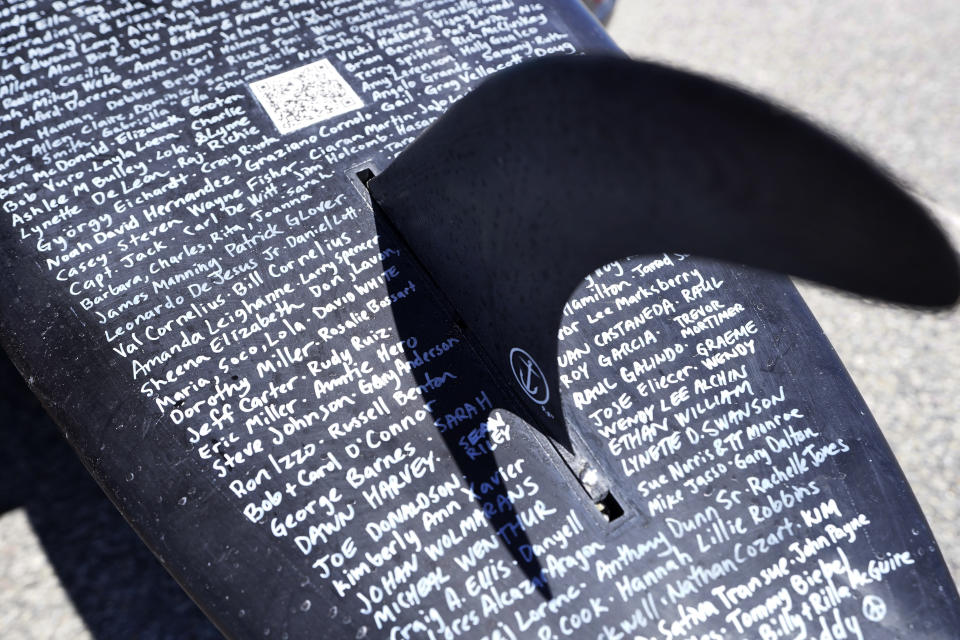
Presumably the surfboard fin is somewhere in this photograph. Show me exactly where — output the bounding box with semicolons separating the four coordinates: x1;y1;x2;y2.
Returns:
368;53;960;445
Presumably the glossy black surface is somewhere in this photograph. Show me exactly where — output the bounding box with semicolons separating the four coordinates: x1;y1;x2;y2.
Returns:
0;1;957;639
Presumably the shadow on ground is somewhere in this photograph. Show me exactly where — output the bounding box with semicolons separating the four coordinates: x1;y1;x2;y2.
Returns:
0;354;221;640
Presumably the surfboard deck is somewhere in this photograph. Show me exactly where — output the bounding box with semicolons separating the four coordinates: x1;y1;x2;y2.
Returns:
0;1;958;639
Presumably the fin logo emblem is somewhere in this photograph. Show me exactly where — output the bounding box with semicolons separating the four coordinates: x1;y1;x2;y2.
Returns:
509;347;549;405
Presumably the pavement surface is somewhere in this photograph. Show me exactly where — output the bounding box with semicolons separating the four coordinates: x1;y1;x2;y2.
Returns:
607;0;960;582
1;2;958;638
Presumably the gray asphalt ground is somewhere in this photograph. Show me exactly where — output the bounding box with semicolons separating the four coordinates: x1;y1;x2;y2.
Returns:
2;2;959;638
608;0;960;580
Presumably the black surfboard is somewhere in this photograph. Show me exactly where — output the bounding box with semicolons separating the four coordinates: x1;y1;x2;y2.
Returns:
0;1;958;639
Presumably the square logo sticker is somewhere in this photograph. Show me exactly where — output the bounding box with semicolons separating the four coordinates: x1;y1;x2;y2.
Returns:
249;59;364;135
